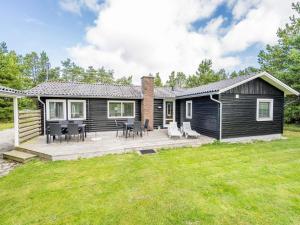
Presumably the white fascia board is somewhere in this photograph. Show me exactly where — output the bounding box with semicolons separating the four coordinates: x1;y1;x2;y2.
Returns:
218;71;299;96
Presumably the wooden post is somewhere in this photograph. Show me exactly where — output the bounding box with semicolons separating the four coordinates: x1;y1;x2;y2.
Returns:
13;97;19;147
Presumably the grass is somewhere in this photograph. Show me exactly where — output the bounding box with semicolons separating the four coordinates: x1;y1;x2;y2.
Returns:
0;130;299;225
0;122;13;131
285;123;300;132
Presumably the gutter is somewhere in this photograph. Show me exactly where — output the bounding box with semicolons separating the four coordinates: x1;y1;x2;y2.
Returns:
37;96;46;135
210;94;222;140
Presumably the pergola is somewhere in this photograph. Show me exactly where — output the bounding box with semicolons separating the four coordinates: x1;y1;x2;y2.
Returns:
0;85;24;147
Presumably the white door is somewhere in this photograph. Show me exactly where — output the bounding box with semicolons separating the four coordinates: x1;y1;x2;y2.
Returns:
163;100;175;127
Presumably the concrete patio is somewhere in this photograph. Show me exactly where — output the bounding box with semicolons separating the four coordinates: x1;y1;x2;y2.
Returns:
19;129;214;161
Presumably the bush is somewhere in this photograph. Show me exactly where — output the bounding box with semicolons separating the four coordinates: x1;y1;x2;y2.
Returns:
284;102;300;124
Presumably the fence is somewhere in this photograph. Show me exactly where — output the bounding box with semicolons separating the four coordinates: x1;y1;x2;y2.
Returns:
19;110;42;143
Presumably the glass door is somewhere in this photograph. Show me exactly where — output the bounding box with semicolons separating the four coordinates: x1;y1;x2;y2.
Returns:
164;100;175;127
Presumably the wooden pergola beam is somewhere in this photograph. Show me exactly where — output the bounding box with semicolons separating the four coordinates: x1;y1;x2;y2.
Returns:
0;86;24;147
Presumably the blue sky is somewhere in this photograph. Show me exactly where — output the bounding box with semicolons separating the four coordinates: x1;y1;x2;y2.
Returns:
0;0;96;66
0;0;293;82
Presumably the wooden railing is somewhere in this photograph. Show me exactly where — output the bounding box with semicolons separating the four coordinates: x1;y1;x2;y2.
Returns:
19;110;42;143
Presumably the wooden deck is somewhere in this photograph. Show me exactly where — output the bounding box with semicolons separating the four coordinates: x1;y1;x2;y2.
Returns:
19;129;214;161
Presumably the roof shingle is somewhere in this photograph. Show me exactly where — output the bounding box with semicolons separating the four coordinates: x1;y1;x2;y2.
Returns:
26;82;143;99
25;72;294;99
176;74;256;97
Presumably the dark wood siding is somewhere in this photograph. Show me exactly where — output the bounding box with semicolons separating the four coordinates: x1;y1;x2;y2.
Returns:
153;99;163;129
177;96;220;139
41;98;141;132
88;99;141;132
221;78;284;139
176;99;181;127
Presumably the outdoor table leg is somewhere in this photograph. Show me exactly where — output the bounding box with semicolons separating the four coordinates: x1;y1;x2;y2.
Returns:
83;127;85;141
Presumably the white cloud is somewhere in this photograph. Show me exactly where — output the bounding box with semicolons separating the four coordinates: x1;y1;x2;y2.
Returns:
68;0;294;83
59;0;101;15
222;0;293;52
25;17;45;26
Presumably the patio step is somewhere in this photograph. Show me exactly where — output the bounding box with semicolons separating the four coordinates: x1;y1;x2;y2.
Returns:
3;150;37;163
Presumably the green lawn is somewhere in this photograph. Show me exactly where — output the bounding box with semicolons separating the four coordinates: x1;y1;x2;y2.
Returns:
0;122;13;131
0;131;299;225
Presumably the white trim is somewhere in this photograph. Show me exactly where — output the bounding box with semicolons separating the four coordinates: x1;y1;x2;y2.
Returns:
13;97;19;147
222;134;282;143
46;99;67;121
163;99;176;128
185;100;192;119
38;96;46;135
68;100;86;120
107;100;136;119
256;98;273;121
218;71;299;96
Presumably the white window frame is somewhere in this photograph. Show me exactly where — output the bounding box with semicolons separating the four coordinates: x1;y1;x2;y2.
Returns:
46;99;67;121
107;100;136;119
186;100;192;119
68;100;86;120
163;99;176;128
256;99;273;121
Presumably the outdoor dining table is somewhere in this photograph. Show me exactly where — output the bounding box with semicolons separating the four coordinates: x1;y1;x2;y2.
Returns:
60;124;87;138
46;123;87;143
123;122;134;138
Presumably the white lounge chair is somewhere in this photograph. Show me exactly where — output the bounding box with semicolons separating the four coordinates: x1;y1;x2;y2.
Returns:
181;122;200;138
168;122;182;138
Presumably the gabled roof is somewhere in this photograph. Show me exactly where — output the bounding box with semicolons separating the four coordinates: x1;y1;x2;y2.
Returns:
25;81;181;99
0;85;24;97
177;72;299;98
24;72;299;99
154;87;186;99
25;81;143;99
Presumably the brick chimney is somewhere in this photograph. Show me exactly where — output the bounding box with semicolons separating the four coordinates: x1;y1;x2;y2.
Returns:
141;76;154;130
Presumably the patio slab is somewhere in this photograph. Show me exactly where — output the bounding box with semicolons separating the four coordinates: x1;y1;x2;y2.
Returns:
19;129;214;161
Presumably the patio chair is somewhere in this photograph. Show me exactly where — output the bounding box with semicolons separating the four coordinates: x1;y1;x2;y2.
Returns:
127;118;134;124
48;123;64;143
67;123;82;142
143;119;150;135
131;121;143;138
168;122;182;139
181;122;200;138
114;120;124;137
59;120;68;133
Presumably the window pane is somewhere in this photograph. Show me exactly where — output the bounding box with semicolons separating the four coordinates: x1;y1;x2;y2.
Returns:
71;102;84;119
109;102;121;117
123;102;134;117
259;102;270;118
187;103;191;117
49;102;64;120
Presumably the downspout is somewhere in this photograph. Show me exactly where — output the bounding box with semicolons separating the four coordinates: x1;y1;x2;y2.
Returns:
210;94;222;141
37;96;46;136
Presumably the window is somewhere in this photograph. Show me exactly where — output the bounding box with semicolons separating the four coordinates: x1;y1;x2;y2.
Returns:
166;102;172;117
256;99;273;121
108;101;135;118
46;99;66;121
186;100;192;119
68;100;86;120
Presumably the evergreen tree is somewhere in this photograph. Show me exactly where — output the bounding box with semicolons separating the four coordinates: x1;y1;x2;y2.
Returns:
166;71;176;89
229;67;260;78
154;72;163;87
116;75;133;85
258;2;300;123
96;67;114;84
